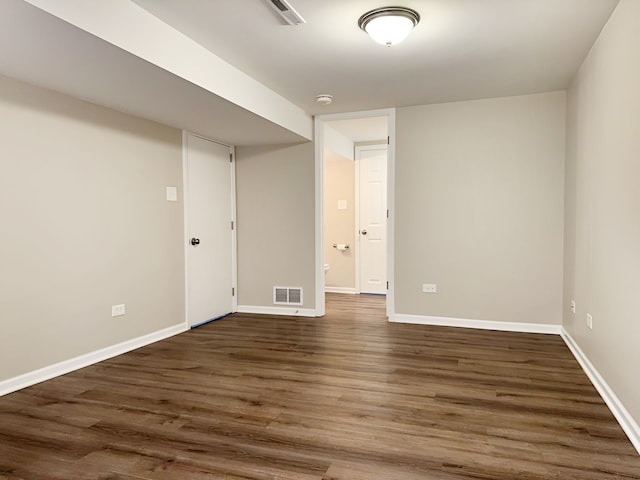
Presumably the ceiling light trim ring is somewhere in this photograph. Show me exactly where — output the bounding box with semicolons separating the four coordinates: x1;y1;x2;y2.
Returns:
358;6;421;34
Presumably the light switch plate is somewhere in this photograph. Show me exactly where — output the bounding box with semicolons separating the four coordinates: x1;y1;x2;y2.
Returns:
166;186;178;202
112;304;126;317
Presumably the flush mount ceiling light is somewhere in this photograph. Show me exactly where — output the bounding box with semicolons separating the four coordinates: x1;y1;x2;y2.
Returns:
358;6;420;46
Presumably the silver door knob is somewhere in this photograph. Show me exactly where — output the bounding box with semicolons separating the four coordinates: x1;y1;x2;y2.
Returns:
191;237;200;246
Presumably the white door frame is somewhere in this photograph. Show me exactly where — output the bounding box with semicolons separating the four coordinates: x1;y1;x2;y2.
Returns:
182;131;237;327
314;108;396;318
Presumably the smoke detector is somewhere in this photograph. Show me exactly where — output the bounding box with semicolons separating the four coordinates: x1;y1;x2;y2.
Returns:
316;94;333;105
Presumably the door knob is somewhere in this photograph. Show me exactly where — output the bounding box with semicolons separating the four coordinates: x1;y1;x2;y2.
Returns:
191;237;200;246
361;229;367;236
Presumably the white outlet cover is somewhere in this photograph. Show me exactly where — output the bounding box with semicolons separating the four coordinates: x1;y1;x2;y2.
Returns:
337;200;347;210
112;304;126;317
570;300;576;314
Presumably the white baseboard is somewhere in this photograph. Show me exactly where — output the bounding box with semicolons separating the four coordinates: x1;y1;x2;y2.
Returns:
0;323;187;397
390;313;562;335
561;328;640;455
236;305;318;317
3;311;637;457
325;287;358;294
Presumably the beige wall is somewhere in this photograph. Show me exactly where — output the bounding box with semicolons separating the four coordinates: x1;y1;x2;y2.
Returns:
324;150;356;289
0;75;184;380
235;143;315;310
564;0;640;424
395;92;566;325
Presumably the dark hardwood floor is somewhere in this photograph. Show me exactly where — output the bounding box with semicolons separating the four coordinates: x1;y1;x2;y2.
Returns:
1;293;639;479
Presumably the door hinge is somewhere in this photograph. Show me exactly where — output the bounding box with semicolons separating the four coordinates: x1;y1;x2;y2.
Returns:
229;153;233;162
386;281;389;290
231;220;234;230
232;287;235;296
387;209;389;218
387;136;390;145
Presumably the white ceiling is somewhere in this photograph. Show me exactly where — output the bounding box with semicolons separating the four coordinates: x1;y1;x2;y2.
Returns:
0;0;619;145
131;0;618;114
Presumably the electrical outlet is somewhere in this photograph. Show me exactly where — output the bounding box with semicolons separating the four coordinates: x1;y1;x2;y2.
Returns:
112;304;126;317
422;283;437;293
586;313;593;330
570;300;576;314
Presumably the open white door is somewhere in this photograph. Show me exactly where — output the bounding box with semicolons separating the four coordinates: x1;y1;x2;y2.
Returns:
358;145;387;294
184;133;235;327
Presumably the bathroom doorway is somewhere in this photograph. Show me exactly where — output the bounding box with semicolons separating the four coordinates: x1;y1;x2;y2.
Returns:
315;110;394;317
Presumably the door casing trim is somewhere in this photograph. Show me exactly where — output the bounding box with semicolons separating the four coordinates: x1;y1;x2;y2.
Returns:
314;108;396;318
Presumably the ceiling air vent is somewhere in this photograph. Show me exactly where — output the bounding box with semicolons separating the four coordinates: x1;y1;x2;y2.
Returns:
273;286;303;305
265;0;306;25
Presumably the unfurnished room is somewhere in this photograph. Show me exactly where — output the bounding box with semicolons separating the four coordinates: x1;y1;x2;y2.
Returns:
1;1;639;479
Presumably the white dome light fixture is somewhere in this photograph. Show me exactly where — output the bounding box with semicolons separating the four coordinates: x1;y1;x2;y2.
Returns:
358;6;420;47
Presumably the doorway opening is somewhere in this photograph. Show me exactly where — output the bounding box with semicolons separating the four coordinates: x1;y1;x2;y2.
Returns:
314;109;395;318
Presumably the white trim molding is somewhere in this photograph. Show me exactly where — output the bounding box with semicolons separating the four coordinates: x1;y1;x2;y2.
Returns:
385;109;396;320
314;117;326;317
390;313;562;335
237;305;318;317
0;323;187;397
325;287;358;294
561;328;640;455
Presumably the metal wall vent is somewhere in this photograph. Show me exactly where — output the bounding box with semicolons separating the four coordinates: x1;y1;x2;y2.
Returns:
273;286;303;305
265;0;306;25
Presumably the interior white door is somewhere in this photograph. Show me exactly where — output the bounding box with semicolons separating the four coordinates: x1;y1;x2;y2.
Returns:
358;145;387;294
185;134;234;327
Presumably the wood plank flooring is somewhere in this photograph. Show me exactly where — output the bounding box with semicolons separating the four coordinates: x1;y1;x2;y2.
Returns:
1;293;639;479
